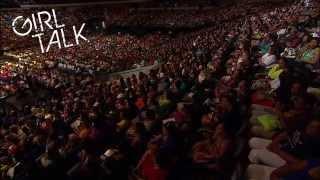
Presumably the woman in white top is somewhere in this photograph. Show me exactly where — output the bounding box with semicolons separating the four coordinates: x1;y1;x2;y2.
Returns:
259;46;277;68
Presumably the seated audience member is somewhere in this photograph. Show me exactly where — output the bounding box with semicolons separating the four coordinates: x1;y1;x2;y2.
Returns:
192;123;234;170
259;46;278;68
216;95;242;134
247;119;320;180
248;159;320;180
297;38;320;67
136;138;168;180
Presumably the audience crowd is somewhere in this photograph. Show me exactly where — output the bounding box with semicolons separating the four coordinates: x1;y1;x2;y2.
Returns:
0;0;320;180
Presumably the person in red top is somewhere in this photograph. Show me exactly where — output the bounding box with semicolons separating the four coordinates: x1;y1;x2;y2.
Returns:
136;139;168;180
